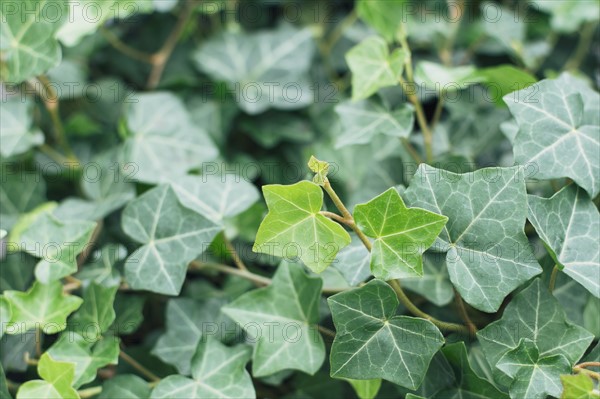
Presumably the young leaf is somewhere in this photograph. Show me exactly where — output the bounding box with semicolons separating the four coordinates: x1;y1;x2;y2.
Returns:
505;73;600;198
496;339;571;399
307;156;329;186
354;188;447;280
69;283;118;336
4;281;83;334
414;61;479;93
16;353;79;399
404;165;542;312
334;99;414;148
99;375;151;399
0;98;44;158
346;36;406;101
528;185;600;297
222;261;325;377
0;0;67;83
47;333;119;388
328;279;444;389
477;279;594;374
122;185;220;295
560;373;598;399
121;92;218;184
0;296;11;339
347;379;382;399
150;338;255;399
252;181;351;273
356;0;406;42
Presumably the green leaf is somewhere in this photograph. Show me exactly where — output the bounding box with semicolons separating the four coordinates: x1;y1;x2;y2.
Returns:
532;0;600;33
0;97;44;158
0;296;11;338
356;0;407;42
152;298;226;375
9;206;96;283
193;24;315;114
0;0;67;83
121;92;218;184
16;353;79;399
0;363;11;399
122;185;220;295
5;281;82;334
414;61;479;92
307;156;329;186
477;279;594;373
505;73;600;198
150;338;255;399
528;185;599;297
404;165;542;312
584;297;600;337
99;375;151;399
354;188;447;280
560;373;599;399
252;181;350;273
328;279;444;389
0;172;45;232
112;293;145;335
334;99;414;148
403;252;454;307
333;234;372;286
497;339;571;399
69;283;118;336
222;261;325;377
47;332;119;388
346;379;382;399
170;175;259;226
76;244;125;288
476;65;537;106
239;111;314;148
346;36;406;101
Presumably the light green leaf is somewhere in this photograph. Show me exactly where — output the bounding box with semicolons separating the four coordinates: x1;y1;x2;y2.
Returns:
0;97;44;158
75;244;125;288
9;205;96;283
356;0;406;42
0;296;11;338
16;353;79;399
152;298;226;375
47;333;119;388
403;251;454;307
5;281;82;334
307;156;329;186
193;24;315;114
354;188;447;280
333;234;372;286
0;0;67;83
347;379;382;399
170;175;259;226
334;99;414;148
151;338;255;399
0;363;10;399
477;279;594;374
69;283;118;336
528;185;599;297
560;373;599;399
99;375;151;399
252;181;350;273
497;339;571;399
0;172;45;232
505;73;600;198
346;36;406;101
121;92;218;184
532;0;600;33
404;165;541;312
328;279;444;389
222;261;325;377
122;185;221;295
476;65;537;106
414;61;479;92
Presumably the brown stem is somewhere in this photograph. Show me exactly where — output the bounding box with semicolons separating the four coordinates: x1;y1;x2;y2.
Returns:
575;362;600;369
78;386;103;398
455;290;477;334
77;220;103;268
99;27;154;63
399;76;434;163
401;138;424;165
190;260;270;286
119;350;161;382
549;265;559;293
564;22;598;71
317;325;336;339
223;236;248;272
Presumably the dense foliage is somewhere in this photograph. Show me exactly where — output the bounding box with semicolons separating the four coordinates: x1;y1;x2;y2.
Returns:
0;0;599;398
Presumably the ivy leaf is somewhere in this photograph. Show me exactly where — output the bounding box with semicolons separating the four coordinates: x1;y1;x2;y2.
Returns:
0;97;44;158
333;234;372;286
0;172;45;231
307;156;329;186
76;244;125;288
121;92;218;184
252;181;350;273
505;73;600;198
403;252;454;307
0;296;11;338
560;374;599;399
152;298;226;375
414;61;479;92
170;175;259;226
496;339;571;399
16;353;79;399
151;338;255;399
69;283;118;336
347;379;382;399
0;363;10;399
122;185;221;295
222;261;325;377
240;111;314;148
328;279;444;389
9;205;96;283
346;36;407;101
334;99;414;148
354;188;447;280
99;375;151;399
404;165;542;312
47;333;120;388
356;0;406;42
531;0;600;33
477;279;594;375
0;0;67;83
476;65;537;106
193;24;315;114
4;281;83;334
528;185;599;297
